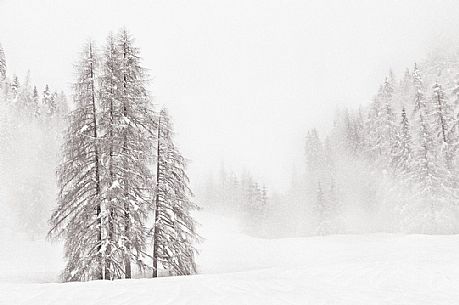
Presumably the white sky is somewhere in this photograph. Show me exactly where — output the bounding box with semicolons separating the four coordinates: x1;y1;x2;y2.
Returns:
1;0;459;191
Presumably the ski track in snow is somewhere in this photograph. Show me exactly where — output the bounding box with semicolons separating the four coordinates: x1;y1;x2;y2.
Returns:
1;212;459;304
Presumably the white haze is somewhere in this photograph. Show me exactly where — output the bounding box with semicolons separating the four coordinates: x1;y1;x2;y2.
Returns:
3;0;459;191
2;3;459;302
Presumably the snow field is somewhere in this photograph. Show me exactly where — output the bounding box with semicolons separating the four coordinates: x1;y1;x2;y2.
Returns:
2;212;459;304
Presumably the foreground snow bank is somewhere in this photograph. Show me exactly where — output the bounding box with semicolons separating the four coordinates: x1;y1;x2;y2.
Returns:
2;213;459;304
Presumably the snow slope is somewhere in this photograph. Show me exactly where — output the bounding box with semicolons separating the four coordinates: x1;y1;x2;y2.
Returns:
2;212;459;304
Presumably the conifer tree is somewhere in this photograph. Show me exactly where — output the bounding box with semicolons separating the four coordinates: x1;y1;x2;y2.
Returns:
402;65;448;232
365;79;397;165
15;73;31;116
152;108;198;277
98;34;125;279
409;112;448;233
50;91;58;117
10;75;19;101
48;42;104;281
431;82;454;169
98;31;154;279
0;43;6;82
412;64;427;117
391;107;413;178
452;74;459;110
380;78;398;165
16;72;40;119
41;84;53;117
31;86;40;118
431;82;451;143
400;68;413;102
117;29;155;278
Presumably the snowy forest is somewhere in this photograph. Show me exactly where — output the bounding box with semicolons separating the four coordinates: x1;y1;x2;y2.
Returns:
201;49;459;236
4;32;459;282
4;1;459;304
4;30;459;281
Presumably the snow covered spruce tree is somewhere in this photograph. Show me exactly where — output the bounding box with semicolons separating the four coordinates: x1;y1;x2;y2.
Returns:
403;66;454;233
431;82;454;169
391;107;413;178
152;108;198;277
31;86;40;118
16;72;36;119
365;77;397;168
98;30;155;279
10;75;19;101
409;112;448;233
41;84;55;118
48;42;104;281
0;42;6;82
412;64;426;119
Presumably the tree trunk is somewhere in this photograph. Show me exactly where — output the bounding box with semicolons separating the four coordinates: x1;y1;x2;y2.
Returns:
122;41;132;279
152;116;161;278
105;65;115;281
89;43;103;280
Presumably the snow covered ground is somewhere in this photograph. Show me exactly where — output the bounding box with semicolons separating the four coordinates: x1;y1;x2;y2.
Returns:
2;212;459;304
0;233;63;284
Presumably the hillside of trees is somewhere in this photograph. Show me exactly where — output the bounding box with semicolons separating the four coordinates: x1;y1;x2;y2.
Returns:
201;48;459;236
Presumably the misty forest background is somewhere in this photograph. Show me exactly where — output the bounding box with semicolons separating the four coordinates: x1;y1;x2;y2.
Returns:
201;46;459;236
2;30;459;280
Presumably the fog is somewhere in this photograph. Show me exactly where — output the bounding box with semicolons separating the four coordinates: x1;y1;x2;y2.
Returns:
2;0;459;233
3;0;459;192
3;1;459;298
